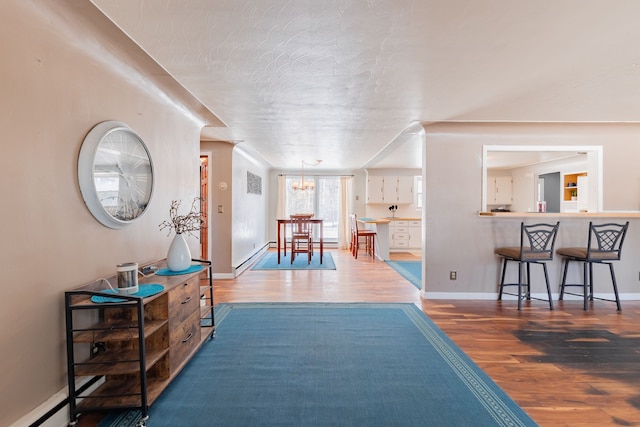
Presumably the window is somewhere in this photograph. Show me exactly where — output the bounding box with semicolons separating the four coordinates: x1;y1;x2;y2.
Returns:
286;176;340;241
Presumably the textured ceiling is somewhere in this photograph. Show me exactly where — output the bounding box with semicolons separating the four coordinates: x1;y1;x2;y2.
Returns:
91;0;640;170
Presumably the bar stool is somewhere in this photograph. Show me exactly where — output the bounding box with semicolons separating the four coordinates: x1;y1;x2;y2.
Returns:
495;222;559;310
557;221;629;311
349;214;375;259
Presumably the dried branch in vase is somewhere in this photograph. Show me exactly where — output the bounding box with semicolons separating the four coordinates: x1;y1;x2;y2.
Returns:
159;197;205;237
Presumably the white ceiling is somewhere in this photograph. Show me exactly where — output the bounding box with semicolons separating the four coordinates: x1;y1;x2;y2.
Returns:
90;0;640;170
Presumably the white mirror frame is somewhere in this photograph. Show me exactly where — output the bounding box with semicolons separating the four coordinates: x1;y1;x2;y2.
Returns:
482;145;603;213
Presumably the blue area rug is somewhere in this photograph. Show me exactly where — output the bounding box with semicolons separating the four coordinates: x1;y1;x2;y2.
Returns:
99;303;536;427
251;251;336;270
386;260;421;289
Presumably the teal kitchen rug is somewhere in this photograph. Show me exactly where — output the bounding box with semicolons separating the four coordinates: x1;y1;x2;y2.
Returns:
386;260;421;289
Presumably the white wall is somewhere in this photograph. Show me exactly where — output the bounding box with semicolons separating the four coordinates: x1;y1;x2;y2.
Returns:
2;2;218;425
423;122;640;299
232;148;270;268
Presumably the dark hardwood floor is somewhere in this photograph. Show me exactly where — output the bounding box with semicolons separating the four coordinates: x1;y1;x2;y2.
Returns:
80;248;640;426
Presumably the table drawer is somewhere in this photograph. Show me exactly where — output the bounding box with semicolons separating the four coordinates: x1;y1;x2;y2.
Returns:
392;240;409;248
393;232;409;240
168;276;200;325
169;311;201;371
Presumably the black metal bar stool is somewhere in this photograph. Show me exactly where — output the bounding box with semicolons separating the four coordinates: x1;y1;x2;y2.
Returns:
495;222;560;310
556;221;629;311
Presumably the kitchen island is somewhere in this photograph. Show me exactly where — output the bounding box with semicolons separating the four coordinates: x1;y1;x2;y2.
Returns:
357;218;391;260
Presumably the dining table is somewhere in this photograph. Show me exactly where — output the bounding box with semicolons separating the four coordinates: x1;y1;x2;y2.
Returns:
276;218;324;264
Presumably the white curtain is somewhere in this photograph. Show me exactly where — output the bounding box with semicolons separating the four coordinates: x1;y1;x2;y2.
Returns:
338;176;353;249
276;175;287;219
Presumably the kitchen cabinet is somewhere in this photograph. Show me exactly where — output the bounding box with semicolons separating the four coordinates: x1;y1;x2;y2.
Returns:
389;219;421;249
367;176;385;203
561;172;588;212
64;259;214;426
407;220;422;248
487;176;512;205
396;176;415;203
367;175;414;204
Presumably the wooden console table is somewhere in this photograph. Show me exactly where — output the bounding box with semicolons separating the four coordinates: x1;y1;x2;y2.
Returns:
64;259;214;426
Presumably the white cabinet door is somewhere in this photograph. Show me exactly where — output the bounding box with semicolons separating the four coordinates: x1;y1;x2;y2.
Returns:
397;176;414;204
491;177;513;205
408;221;422;248
383;176;398;202
367;176;384;203
368;175;416;204
577;175;588;211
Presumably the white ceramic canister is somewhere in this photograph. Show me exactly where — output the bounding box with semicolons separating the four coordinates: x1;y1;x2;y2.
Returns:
116;262;139;295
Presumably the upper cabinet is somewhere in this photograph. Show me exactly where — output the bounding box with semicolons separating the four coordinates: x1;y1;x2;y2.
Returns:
367;175;414;204
487;176;513;205
367;176;385;203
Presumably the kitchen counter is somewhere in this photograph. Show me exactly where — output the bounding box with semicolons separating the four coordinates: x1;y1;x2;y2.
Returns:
357;218;390;260
357;217;423;260
479;211;640;218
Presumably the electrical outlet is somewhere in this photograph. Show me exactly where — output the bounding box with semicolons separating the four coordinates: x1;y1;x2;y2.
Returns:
450;271;457;280
91;342;106;358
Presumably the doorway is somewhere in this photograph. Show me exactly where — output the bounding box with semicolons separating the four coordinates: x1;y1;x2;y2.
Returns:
200;155;209;260
538;172;560;213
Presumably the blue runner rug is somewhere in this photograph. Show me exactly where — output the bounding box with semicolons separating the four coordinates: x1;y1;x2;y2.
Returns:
251;251;336;270
100;303;536;427
386;260;421;289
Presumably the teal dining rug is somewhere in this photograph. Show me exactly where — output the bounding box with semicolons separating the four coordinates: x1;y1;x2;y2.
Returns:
386;260;421;289
99;303;536;427
251;251;336;270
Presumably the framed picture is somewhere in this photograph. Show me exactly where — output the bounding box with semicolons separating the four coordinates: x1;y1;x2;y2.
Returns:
247;171;262;195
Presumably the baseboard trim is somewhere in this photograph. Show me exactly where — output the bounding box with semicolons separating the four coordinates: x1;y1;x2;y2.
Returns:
11;376;104;427
233;244;269;276
421;291;640;301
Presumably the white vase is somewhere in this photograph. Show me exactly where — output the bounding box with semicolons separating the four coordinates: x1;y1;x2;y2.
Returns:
167;233;192;271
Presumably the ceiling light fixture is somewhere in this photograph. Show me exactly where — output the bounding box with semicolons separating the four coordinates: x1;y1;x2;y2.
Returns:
292;160;322;191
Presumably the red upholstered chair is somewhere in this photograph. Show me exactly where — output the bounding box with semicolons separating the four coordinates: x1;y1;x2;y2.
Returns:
557;221;629;311
495;222;559;310
290;214;314;264
349;214;376;259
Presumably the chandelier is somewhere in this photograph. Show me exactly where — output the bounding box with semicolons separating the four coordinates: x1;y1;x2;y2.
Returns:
292;160;322;191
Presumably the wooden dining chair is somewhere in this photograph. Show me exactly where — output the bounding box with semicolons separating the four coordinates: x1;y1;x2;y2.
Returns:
289;214;314;264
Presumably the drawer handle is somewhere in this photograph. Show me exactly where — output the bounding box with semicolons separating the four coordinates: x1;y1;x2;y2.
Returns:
182;333;193;343
181;296;192;305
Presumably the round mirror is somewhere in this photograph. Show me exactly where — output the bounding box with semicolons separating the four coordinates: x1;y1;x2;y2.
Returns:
78;121;154;228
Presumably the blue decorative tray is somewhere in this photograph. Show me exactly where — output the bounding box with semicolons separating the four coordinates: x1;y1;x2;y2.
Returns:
156;265;205;276
91;284;164;304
